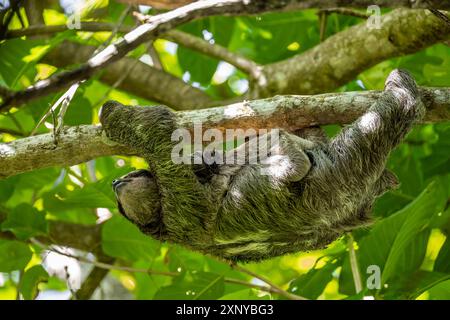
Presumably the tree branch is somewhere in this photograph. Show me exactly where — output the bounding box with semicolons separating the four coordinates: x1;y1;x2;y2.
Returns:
0;210;102;252
6;21;260;77
42;41;212;110
0;0;305;112
4;22;133;38
1;88;448;179
117;0;194;10
3;0;449;111
166;29;262;77
319;8;370;19
256;9;450;97
115;0;450;10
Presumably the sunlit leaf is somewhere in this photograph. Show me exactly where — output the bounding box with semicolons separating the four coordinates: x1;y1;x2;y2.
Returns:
20;265;49;300
102;215;159;262
0;240;32;272
154;271;225;300
1;203;48;240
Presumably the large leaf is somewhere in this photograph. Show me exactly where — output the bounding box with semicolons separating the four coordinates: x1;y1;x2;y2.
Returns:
154;271;225;300
428;280;450;299
288;259;337;299
177;17;235;84
43;168;130;211
0;240;32;272
339;180;447;296
20;265;49;300
102;215;159;262
381;181;447;283
0;39;48;89
434;238;450;273
1;203;48;240
229;11;318;64
383;271;450;300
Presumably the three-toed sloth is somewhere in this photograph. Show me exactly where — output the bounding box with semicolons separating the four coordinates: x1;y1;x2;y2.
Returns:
100;69;425;262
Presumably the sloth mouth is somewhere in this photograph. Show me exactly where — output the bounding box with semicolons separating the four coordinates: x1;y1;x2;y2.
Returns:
112;179;127;192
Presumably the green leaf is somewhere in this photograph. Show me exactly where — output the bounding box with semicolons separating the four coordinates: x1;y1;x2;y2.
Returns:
0;240;32;272
288;259;337;299
177;17;236;84
43;169;130;211
428;280;450;299
63;94;93;126
381;181;446;283
102;215;159;262
384;271;450;300
154;271;225;300
219;289;268;300
0;39;47;88
435;238;450;273
389;147;424;197
339;180;447;295
20;265;49;300
229;11;318;64
1;204;48;240
167;244;207;272
0;178;15;203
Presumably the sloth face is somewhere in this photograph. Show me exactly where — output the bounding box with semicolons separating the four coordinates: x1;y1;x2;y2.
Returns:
112;169;161;226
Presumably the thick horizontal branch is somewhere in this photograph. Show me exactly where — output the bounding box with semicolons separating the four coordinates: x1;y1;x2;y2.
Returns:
5;8;448;109
116;0;450;10
117;0;194;10
43;41;212;110
257;9;450;97
3;0;449;111
6;22;259;76
0;125;135;179
1;87;448;179
0;0;309;111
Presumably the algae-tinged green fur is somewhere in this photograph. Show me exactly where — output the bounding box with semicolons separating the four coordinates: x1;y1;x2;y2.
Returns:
101;69;425;262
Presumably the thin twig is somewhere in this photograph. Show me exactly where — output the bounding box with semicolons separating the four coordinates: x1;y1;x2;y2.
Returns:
347;233;363;294
0;127;26;137
30;82;81;136
92;43;148;108
319;11;328;42
1;0;294;111
134;11;261;77
30;238;306;300
31;239;178;277
67;167;90;186
232;264;307;300
148;41;163;70
428;8;450;26
0;85;12;97
320;8;370;19
93;5;133;55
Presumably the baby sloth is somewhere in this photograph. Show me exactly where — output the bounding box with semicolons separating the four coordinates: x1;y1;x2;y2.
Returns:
101;69;425;262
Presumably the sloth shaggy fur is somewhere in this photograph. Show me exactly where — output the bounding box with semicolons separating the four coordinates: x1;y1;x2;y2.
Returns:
100;69;425;262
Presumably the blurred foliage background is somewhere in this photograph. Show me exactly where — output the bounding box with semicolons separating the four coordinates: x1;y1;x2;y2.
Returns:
0;0;449;300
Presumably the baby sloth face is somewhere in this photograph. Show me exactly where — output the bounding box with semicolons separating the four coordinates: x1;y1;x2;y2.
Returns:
112;169;161;227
